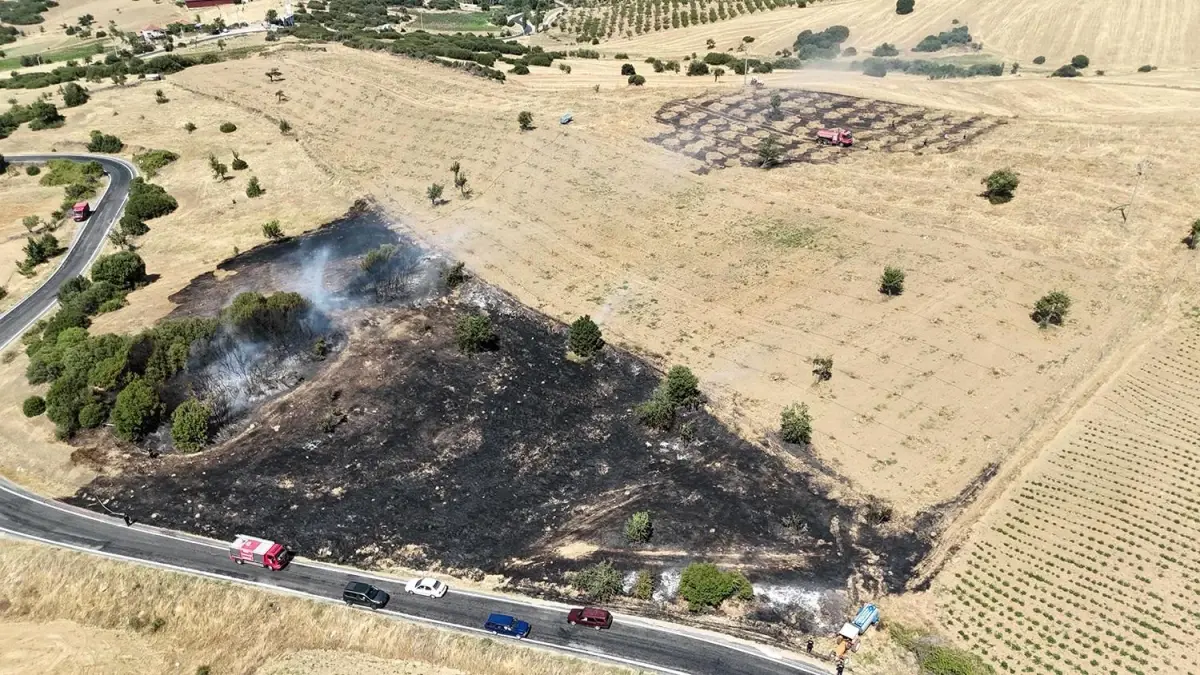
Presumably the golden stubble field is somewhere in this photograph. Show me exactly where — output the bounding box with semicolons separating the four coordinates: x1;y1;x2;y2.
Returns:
555;0;1200;71
146;46;1200;520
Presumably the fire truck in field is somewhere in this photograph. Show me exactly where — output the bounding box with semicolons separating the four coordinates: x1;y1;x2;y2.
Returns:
228;534;293;570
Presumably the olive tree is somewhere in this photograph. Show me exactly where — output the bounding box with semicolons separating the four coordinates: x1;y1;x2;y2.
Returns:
981;169;1019;204
1031;291;1071;328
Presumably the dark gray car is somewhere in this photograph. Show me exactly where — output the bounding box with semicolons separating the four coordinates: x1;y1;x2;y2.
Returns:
343;581;390;609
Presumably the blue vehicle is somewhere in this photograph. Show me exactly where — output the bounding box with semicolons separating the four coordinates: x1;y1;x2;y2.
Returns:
484;613;532;639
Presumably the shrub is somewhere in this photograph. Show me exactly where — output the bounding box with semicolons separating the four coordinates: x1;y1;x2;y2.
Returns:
687;60;709;76
621;63;636;76
756;134;783;167
455;314;496;353
125;178;177;220
245;176;264;198
614;53;629;59
703;52;733;66
981;169;1019;204
91;251;146;290
171;398;211;452
625;511;652;543
262;220;284;240
86;130;123;153
219;122;237;133
518;111;533;130
279;119;292;134
914;35;943;52
78;401;108;429
1032;55;1046;65
842;47;857;57
1070;54;1089;69
780;402;812;444
222;292;310;342
426;183;443;205
26;101;64;131
184;121;197;132
570;561;623;602
896;0;914;14
1031;291;1071;327
663;365;700;407
119;213;149;237
25;165;40;176
443;261;467;289
132;149;178;177
628;74;646;86
1137;64;1156;73
872;43;899;57
526;53;552;67
111;377;162;441
57;275;92;304
1189;219;1200;250
880;266;905;295
811;356;833;382
864;60;888;77
632;570;655;600
678;563;753;611
61;82;89;107
22;395;46;417
568;315;603;358
230;151;248;171
635;390;675;430
510;64;529;75
1051;64;1080;77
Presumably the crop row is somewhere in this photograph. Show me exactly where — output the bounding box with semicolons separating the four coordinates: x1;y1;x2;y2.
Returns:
560;0;791;40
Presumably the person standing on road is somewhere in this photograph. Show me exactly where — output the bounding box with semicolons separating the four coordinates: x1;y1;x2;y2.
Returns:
806;637;814;654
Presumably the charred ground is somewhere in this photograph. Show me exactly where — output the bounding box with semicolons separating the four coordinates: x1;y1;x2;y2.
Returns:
70;210;934;595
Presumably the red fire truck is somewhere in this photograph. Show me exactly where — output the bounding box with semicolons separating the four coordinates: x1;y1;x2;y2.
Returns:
228;534;293;570
72;201;91;221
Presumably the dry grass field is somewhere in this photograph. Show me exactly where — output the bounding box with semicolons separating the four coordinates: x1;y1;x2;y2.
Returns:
930;308;1200;674
0;539;635;675
558;0;1200;71
0;169;87;312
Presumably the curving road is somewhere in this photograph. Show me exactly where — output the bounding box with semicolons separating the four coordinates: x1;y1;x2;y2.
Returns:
0;154;826;674
0;153;137;350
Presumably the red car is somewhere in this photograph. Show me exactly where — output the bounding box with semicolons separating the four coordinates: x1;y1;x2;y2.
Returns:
567;607;613;630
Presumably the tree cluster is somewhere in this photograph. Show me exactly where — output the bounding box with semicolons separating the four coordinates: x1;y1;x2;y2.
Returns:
635;365;701;430
678;562;754;611
793;25;850;60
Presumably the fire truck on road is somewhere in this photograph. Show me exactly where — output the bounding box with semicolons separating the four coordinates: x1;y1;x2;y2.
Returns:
228;534;293;570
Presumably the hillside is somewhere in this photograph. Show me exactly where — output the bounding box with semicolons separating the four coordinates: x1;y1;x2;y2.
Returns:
580;0;1200;70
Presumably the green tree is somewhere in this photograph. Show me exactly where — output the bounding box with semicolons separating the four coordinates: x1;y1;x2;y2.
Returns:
1188;219;1200;250
86;130;123;153
1051;64;1080;78
443;261;467;289
78;401;108;428
568;315;603;358
518;111;533;130
262;220;284;240
895;0;914;14
663;365;700;407
171;398;211;452
111;377;162;442
879;266;905;296
780;402;812;444
22;395;46;417
635;390;675;430
426;183;444;205
455;314;496;353
981;169;1019;204
625;510;652;543
1031;291;1071;328
230;150;248;170
279;119;292;134
687;60;709;76
757;135;783;168
570;561;624;602
454;171;469;196
449;160;461;177
678;563;754;611
61;82;89;107
208;154;228;181
621;63;636;76
628;74;646;86
1032;55;1046;65
91;251;146;290
219;122;237;133
245;176;264;198
184;121;197;133
632;570;655;600
872;43;899;57
1071;54;1090;69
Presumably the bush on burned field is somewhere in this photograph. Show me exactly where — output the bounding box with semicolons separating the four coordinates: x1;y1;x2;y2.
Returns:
567;314;603;358
624;510;653;543
632;569;655;600
222;291;310;342
455;313;497;353
570;561;624;602
663;365;700;406
111;376;162;442
171;398;212;452
678;562;753;611
636;365;701;431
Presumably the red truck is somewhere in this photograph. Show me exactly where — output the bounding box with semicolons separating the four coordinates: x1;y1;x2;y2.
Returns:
72;201;91;221
816;127;854;147
228;534;293;570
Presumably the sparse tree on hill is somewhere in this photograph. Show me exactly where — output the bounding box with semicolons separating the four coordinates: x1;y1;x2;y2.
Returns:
756;134;783;168
231;151;248;171
811;356;833;382
518;111;533;131
262;220;284;240
1071;54;1090;69
1032;55;1046;65
568;315;603;358
625;511;652;543
981;169;1019;204
279;119;292;134
879;266;905;296
275;90;287;103
454;172;469;197
780;402;812;445
155;89;168;104
1031;291;1071;328
245;176;264;198
628;74;646;86
184;121;197;133
455;313;497;353
450;160;461;178
706;38;716;49
61;82;89;108
426;183;444;206
621;63;636;76
1188;219;1200;250
895;0;914;15
208;154;228;181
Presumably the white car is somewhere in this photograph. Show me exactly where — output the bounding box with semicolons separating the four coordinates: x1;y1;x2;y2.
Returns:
405;577;449;598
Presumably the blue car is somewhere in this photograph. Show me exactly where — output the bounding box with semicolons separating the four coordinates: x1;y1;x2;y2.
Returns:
484;613;532;639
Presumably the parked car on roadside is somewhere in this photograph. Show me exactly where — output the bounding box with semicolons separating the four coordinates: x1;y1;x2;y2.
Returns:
343;581;390;610
567;606;613;630
405;577;449;598
484;613;531;639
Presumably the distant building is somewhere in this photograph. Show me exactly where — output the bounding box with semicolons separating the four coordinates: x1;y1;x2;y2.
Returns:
184;0;237;8
139;25;165;41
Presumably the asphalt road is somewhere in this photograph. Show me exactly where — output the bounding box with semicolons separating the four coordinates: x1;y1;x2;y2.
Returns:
0;154;826;674
0;153;137;350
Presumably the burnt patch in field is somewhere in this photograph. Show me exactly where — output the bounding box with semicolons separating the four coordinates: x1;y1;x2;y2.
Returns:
648;88;1004;171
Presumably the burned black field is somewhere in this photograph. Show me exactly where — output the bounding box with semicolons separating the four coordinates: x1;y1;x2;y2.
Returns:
69;211;933;593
